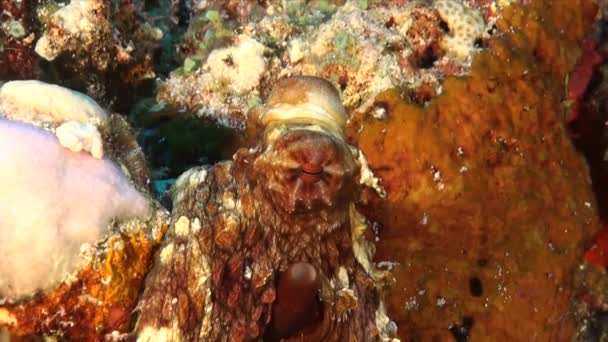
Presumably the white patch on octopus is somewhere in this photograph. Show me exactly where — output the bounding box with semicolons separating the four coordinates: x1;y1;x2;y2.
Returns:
174;216;190;237
137;320;183;342
159;242;175;265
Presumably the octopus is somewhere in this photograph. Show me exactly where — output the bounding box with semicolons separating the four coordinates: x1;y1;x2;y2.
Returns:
134;76;397;341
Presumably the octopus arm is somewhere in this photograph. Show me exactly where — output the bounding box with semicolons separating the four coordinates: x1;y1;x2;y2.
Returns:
134;167;215;341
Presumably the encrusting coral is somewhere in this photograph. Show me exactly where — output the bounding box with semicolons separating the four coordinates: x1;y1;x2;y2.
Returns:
347;0;601;340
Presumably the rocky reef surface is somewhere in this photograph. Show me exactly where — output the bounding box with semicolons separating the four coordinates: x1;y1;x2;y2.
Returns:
0;0;607;341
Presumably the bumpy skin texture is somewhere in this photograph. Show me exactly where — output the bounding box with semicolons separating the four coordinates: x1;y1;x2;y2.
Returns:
135;129;386;341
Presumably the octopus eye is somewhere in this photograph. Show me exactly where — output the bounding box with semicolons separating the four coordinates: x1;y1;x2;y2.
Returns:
254;129;356;213
300;163;323;184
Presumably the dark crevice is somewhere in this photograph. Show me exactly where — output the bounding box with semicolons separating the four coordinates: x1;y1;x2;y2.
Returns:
416;47;440;69
449;316;474;342
469;277;483;297
569;63;608;220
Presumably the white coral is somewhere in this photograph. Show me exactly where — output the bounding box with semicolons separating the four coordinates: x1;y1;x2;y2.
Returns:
205;39;267;92
0;80;108;126
0;119;149;300
56;121;104;159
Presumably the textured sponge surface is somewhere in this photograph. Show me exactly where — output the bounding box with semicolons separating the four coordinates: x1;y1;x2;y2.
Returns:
0;119;149;300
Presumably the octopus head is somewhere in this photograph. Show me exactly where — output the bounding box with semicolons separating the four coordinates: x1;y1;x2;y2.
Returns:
254;76;357;214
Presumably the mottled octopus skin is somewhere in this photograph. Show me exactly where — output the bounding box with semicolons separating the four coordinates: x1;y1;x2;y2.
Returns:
135;130;384;341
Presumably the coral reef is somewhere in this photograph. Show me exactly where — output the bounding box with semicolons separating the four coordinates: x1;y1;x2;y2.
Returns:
346;0;600;340
1;0;173;112
0;83;169;339
134;76;397;341
155;0;497;131
0;0;605;340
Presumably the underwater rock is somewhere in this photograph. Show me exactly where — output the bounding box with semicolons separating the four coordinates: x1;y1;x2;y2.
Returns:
347;0;601;340
1;80;107;158
135;76;397;341
433;0;487;61
0;0;604;340
0;83;169;339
